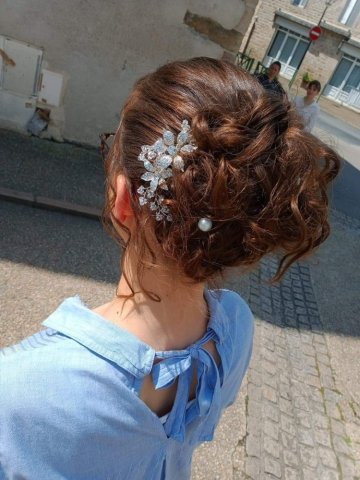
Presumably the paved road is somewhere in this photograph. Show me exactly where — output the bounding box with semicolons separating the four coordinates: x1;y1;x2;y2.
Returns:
1;128;359;479
314;111;360;221
317;111;360;148
1;200;359;479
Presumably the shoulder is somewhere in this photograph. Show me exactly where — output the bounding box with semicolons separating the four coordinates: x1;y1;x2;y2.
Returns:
209;290;254;406
0;328;68;373
0;332;158;479
1;330;79;399
274;79;285;93
220;289;254;348
217;289;253;325
0;329;133;413
0;330;138;453
255;73;266;84
208;289;254;358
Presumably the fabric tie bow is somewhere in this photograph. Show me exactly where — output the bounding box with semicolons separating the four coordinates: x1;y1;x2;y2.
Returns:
151;329;220;442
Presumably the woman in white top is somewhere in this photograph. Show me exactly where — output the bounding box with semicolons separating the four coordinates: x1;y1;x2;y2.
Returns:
294;80;321;133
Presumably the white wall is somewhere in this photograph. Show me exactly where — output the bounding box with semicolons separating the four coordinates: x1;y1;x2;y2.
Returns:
0;0;246;145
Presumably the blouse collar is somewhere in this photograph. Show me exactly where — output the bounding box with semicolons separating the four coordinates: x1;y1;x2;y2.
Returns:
43;290;229;379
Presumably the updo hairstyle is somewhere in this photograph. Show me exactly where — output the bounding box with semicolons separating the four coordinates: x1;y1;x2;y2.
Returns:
103;57;340;291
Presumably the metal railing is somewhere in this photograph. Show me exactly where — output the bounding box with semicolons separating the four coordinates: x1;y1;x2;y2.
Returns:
253;61;267;76
235;54;268;78
235;52;255;72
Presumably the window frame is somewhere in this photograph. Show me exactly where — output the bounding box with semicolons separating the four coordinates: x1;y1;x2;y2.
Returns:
324;53;360;109
291;0;308;7
339;0;360;26
329;54;360;91
264;26;310;79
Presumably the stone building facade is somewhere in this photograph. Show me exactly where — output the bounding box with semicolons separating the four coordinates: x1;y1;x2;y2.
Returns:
240;0;360;111
0;0;258;145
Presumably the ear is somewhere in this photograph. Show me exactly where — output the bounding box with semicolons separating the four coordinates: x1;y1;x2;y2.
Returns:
113;174;134;224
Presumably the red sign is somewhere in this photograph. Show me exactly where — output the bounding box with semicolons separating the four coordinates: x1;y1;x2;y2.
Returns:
309;25;322;41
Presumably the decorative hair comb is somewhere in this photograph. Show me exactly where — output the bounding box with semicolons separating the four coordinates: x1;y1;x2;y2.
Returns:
137;120;197;221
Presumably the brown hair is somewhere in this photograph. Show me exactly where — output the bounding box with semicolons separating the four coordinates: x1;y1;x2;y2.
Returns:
308;80;321;92
103;57;340;294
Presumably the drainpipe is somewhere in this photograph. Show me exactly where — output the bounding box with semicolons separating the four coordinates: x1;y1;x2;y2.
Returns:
242;17;257;55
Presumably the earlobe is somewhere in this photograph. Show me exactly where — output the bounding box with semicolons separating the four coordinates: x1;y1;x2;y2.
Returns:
113;175;134;224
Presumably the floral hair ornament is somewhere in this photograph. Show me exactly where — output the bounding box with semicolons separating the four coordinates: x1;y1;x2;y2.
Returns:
137;120;197;221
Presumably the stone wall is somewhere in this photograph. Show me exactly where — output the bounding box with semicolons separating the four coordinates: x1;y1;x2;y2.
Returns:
0;0;257;145
240;0;360;89
300;30;341;88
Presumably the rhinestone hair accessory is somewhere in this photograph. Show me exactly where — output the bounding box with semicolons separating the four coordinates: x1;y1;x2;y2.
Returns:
137;120;197;221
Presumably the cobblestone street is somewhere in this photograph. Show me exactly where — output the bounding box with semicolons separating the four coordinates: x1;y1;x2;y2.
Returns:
244;255;359;480
193;211;360;480
1;131;359;479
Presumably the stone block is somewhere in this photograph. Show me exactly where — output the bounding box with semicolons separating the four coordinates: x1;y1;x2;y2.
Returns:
299;444;319;468
264;435;280;459
264;419;279;441
264;455;282;478
318;446;338;470
244;456;260;479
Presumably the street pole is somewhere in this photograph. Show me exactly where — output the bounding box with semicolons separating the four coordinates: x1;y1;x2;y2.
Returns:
318;1;331;23
288;0;332;90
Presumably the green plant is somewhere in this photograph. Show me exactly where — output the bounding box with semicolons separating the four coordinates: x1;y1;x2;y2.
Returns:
302;71;314;82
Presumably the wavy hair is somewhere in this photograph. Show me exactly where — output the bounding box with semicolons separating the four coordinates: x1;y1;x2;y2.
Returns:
103;58;340;297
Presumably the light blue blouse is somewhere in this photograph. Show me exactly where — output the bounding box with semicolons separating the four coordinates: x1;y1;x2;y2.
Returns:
0;289;253;480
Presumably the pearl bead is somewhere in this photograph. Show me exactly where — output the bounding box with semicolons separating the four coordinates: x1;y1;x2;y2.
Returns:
198;217;213;232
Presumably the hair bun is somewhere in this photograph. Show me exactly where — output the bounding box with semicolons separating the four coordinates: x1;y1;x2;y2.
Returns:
191;91;292;160
191;108;252;156
246;92;292;136
104;57;340;288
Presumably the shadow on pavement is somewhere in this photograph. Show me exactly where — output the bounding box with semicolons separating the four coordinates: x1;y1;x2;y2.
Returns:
1;200;359;338
247;252;360;339
0;200;120;284
0;129;105;209
332;159;360;221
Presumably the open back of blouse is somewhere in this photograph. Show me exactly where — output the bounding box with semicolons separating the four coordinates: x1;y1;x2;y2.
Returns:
0;290;253;480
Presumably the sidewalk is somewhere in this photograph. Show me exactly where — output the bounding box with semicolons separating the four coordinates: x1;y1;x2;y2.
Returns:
0;129;104;218
193;211;360;479
1;128;359;479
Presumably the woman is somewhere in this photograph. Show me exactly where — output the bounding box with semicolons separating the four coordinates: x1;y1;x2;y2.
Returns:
0;58;339;479
294;80;321;132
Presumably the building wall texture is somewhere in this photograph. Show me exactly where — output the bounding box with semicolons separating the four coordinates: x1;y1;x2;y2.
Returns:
240;0;360;97
0;0;258;144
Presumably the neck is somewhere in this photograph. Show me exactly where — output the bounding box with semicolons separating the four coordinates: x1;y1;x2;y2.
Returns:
96;254;209;351
304;95;315;105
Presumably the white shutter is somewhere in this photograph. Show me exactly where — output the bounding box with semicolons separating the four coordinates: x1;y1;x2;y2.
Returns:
2;37;43;96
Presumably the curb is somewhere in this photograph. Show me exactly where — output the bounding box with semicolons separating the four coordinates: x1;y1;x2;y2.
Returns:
2;187;359;230
0;187;102;220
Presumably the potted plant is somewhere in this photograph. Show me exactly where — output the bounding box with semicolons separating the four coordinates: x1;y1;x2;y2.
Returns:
301;71;313;89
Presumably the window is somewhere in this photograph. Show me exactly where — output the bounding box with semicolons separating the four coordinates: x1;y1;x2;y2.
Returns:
265;27;309;79
329;54;360;92
325;53;360;109
291;0;308;7
339;0;360;26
